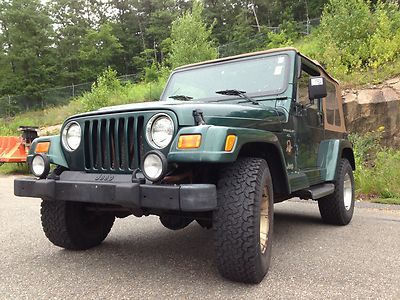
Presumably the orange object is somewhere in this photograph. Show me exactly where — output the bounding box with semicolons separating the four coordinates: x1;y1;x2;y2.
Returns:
0;127;38;165
35;142;50;153
0;136;29;163
177;134;202;149
0;137;8;155
225;135;237;152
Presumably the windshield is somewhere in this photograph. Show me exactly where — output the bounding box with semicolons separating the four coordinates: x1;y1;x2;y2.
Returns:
161;54;289;101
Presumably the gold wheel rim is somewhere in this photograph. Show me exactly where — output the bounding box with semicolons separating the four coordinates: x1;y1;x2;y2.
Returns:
260;187;269;254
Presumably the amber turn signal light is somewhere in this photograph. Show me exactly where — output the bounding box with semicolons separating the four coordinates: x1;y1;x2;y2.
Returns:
35;142;50;153
225;135;237;152
177;134;201;149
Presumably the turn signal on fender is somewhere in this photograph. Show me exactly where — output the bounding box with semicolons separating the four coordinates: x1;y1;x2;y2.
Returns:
225;135;237;152
177;134;202;149
35;142;50;153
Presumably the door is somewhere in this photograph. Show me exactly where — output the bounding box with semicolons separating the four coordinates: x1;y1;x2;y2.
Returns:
294;63;325;186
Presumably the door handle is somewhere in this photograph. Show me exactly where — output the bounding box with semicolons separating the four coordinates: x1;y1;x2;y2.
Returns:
317;112;324;126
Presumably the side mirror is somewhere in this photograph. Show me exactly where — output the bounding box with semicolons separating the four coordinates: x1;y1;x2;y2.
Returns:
308;76;327;100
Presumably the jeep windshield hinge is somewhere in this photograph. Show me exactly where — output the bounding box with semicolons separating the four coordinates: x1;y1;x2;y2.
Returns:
193;109;206;125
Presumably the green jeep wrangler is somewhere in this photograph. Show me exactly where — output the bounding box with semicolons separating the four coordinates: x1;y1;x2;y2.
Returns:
15;47;355;284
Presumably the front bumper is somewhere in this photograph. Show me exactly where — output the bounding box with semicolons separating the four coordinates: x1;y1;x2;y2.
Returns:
14;171;217;212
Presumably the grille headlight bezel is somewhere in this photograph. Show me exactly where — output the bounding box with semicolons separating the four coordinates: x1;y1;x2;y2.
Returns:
62;121;82;152
145;113;175;149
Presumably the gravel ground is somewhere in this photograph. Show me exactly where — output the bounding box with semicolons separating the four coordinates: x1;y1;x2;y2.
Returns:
1;175;399;299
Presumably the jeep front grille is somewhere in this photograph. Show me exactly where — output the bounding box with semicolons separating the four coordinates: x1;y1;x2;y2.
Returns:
83;116;144;172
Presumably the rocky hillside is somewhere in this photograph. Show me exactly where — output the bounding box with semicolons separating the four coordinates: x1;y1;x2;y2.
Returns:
343;77;400;147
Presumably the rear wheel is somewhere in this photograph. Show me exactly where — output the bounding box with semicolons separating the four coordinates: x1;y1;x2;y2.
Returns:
213;158;274;284
318;159;355;225
41;200;115;250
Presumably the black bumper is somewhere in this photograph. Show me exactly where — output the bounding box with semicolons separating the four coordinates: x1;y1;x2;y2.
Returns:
14;171;217;212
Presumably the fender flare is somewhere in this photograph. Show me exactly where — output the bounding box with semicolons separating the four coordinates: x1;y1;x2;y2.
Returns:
28;135;68;168
167;125;290;195
317;139;355;181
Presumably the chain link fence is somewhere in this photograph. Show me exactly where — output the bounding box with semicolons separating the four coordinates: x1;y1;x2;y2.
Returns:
217;17;320;58
1;17;321;119
0;74;140;118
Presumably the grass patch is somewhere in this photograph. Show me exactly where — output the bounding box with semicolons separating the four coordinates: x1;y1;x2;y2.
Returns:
0;163;29;175
371;198;400;205
0;80;165;136
338;57;400;89
350;131;400;205
0;100;83;135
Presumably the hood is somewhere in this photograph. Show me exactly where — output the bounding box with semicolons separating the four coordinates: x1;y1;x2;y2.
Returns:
68;100;286;131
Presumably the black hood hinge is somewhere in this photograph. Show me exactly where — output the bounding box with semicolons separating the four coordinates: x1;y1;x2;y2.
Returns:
193;109;206;125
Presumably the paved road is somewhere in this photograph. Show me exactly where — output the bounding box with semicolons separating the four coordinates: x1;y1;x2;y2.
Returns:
1;176;399;299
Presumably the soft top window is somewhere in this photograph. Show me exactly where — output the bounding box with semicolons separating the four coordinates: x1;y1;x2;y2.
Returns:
325;80;342;127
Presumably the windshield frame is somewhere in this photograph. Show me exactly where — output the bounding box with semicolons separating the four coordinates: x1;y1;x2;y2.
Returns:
160;52;292;102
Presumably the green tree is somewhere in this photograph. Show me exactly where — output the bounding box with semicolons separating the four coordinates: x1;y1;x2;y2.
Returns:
0;0;55;98
225;8;259;56
49;0;91;85
318;0;373;73
168;1;218;69
80;67;122;111
79;23;123;81
369;1;400;68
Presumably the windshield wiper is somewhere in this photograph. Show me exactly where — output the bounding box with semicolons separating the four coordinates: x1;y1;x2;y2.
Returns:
168;95;193;101
215;89;259;105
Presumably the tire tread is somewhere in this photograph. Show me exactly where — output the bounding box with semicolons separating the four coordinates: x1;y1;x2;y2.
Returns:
41;201;114;250
213;158;273;283
318;159;354;225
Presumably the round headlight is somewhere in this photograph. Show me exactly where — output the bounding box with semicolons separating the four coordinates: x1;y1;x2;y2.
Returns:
30;154;50;179
62;121;81;151
146;114;174;149
142;151;168;182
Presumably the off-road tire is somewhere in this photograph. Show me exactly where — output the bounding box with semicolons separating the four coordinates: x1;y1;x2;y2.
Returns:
318;159;355;225
213;158;274;284
41;200;115;250
160;215;193;230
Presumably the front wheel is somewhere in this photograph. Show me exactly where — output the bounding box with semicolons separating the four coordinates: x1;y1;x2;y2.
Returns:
318;159;355;225
213;158;274;284
41;200;115;250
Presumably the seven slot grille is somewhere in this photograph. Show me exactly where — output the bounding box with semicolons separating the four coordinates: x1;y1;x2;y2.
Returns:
83;116;144;172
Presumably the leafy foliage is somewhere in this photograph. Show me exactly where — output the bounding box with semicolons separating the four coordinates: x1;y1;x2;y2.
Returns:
297;0;400;78
168;1;217;69
0;72;165;135
80;67;123;111
80;66;166;112
349;127;400;200
0;0;55;98
79;24;123;81
368;1;400;69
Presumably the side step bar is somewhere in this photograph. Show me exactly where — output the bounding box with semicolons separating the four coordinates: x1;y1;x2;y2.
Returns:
294;183;335;200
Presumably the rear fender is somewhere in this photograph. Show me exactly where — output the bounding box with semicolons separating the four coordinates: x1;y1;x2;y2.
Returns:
318;139;355;181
